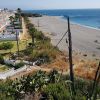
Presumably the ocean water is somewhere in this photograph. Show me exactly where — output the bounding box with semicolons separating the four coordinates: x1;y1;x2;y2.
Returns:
24;9;100;29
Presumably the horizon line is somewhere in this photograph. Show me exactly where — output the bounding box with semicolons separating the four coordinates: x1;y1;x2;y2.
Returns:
23;8;100;11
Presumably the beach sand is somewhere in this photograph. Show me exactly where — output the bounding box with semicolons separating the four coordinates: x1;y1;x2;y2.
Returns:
29;16;100;58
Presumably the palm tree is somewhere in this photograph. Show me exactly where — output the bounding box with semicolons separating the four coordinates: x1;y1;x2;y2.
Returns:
17;8;22;15
9;16;14;25
28;27;37;47
9;16;14;33
17;8;22;22
15;13;19;21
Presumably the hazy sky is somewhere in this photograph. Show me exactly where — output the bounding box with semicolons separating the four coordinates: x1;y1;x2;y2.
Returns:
0;0;100;10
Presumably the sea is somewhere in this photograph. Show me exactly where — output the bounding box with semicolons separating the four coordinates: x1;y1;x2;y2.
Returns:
24;9;100;29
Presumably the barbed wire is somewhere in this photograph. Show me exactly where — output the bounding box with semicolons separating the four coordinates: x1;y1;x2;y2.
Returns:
48;30;68;53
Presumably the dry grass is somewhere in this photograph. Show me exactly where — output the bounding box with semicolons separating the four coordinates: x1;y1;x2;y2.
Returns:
0;64;9;72
42;54;69;71
74;60;98;79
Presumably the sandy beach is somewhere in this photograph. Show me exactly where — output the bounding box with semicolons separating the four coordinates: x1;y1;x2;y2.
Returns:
29;16;100;58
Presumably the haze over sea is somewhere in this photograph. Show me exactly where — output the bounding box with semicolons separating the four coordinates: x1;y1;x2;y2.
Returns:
25;9;100;29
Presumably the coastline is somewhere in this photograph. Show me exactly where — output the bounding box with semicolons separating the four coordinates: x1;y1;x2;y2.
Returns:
29;15;100;59
58;16;100;31
71;21;100;31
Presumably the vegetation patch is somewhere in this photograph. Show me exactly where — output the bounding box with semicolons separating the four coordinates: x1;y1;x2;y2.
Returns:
0;64;9;72
22;16;64;66
0;42;13;50
0;70;99;100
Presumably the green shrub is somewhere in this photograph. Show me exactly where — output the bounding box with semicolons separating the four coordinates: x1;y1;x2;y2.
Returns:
35;31;44;40
42;83;71;100
0;55;4;64
31;50;50;63
0;80;14;100
0;42;14;50
5;63;14;68
31;50;39;59
24;47;33;55
14;62;25;69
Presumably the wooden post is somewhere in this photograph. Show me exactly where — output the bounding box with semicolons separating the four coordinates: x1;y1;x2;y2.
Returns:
25;39;27;49
90;62;100;100
16;30;19;58
38;19;39;28
37;18;40;31
67;17;75;94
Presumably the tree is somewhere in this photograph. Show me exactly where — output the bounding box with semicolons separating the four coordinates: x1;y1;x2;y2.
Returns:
9;16;14;25
17;8;22;15
9;16;14;33
17;8;22;22
28;27;37;46
26;23;34;29
15;13;19;21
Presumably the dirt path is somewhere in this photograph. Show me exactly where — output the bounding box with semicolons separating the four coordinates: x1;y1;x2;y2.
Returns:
19;17;30;40
10;65;69;80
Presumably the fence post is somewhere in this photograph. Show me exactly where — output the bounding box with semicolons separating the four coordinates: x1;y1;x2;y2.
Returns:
67;17;75;95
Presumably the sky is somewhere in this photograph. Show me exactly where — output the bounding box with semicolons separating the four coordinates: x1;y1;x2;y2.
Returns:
0;0;100;10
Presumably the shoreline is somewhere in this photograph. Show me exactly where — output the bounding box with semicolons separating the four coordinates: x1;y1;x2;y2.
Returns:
58;16;100;31
71;21;100;31
29;15;100;59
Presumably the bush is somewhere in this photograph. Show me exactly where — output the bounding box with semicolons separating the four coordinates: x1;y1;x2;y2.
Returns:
0;55;4;64
14;62;25;69
42;82;86;100
42;83;71;100
37;51;50;62
5;63;14;68
0;42;14;50
34;31;44;40
24;47;33;55
31;50;50;64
